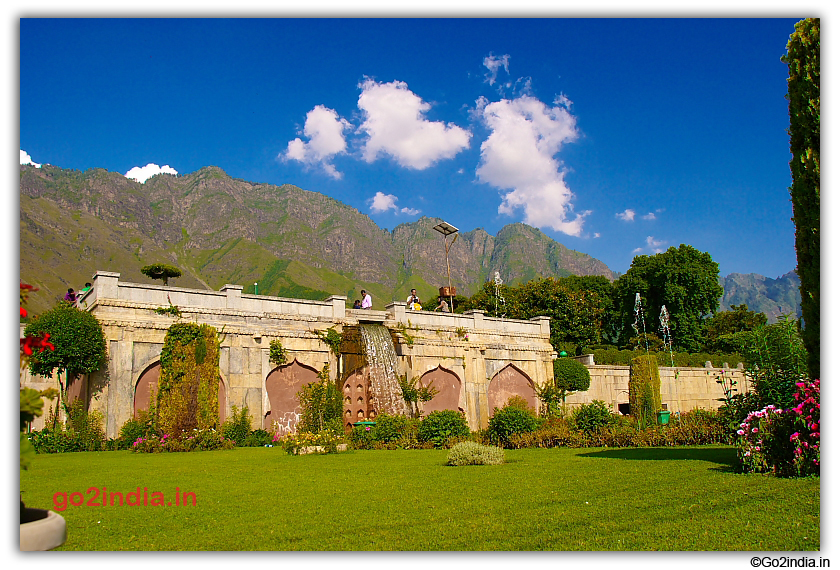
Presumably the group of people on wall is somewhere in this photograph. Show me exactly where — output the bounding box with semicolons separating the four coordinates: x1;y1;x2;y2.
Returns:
351;288;450;312
63;282;92;304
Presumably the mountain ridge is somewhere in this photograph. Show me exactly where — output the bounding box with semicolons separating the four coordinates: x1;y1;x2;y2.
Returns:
19;163;800;322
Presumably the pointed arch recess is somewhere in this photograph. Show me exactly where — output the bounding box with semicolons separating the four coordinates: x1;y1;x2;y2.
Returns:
264;358;319;432
488;363;537;412
419;365;463;413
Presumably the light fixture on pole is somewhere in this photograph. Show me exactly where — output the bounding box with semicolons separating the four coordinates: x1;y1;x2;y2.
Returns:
432;221;459;312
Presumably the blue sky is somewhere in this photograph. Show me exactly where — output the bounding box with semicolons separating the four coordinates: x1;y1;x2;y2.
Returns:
19;17;804;279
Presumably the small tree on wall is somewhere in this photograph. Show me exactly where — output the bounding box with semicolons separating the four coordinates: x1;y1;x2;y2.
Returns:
156;322;221;435
141;263;183;286
629;355;661;428
537;357;591;417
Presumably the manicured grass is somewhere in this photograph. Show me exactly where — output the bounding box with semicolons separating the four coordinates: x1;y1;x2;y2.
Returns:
20;446;819;551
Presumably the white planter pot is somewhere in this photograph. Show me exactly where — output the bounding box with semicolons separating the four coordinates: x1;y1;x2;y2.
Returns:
20;509;67;551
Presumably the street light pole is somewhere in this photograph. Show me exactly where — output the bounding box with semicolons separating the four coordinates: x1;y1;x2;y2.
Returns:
432;221;459;313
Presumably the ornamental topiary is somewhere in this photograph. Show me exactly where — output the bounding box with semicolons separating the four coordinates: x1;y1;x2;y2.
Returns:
552;357;591;401
141;263;182;286
629;354;661;428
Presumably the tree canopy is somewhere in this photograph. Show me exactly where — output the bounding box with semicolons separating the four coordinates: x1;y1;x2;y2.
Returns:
615;245;723;352
24;302;107;380
141;263;182;286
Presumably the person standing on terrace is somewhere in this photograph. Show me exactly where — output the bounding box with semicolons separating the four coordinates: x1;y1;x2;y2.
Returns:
360;290;372;309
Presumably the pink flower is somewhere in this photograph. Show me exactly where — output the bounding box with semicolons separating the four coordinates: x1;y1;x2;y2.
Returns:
752;428;759;433
790;432;800;441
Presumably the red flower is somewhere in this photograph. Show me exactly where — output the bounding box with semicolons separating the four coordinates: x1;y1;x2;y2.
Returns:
20;333;55;356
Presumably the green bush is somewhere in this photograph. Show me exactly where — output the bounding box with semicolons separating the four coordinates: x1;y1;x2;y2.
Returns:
132;429;235;453
418;410;470;448
487;402;541;448
371;413;416;443
243;429;273;447
66;401;106;451
28;427;84;454
117;413;153;450
592;348;743;368
446;441;505;466
348;424;376;450
221;405;252;445
572;400;613;433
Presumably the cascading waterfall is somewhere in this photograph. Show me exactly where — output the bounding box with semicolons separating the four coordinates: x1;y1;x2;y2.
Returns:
359;324;409;416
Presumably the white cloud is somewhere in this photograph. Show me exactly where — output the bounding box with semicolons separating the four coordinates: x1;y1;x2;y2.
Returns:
616;209;636;222
633;236;668;255
475;94;587;236
483;53;510;86
284;105;351;179
357;78;471;170
124;163;178;183
642;212;657;221
369;192;398;213
368;191;421;216
593;232;601;239
20;150;41;168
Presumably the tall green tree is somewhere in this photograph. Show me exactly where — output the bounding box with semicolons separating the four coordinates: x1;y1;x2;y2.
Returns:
464;277;606;353
783;18;819;380
615;245;723;352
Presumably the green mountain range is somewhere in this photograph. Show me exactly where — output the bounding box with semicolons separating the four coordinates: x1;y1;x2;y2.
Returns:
20;164;617;314
19;163;801;322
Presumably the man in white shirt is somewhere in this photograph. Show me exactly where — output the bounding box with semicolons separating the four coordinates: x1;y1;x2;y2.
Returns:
406;289;421;310
361;290;372;309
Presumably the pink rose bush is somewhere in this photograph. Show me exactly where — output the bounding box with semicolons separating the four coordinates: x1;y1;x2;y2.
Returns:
737;379;819;477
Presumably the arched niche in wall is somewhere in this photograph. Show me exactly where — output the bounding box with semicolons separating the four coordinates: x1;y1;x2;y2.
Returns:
134;362;161;419
264;359;319;433
420;365;463;413
134;361;227;423
487;363;537;413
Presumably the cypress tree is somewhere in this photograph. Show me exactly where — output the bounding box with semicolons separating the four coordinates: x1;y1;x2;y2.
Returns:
783;18;820;380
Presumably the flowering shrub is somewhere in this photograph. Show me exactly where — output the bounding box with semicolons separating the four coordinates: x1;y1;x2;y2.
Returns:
789;379;820;475
275;430;346;455
131;428;235;453
737;379;819;477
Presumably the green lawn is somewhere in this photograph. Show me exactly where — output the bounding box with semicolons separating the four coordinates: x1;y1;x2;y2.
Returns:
20;446;819;551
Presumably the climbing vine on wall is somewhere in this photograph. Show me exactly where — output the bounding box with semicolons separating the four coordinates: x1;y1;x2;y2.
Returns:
157;322;221;436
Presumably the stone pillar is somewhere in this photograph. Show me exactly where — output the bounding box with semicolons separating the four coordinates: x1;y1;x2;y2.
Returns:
92;271;120;302
465;309;485;330
221;284;243;310
529;315;551;336
326;295;348;319
386;301;407;323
